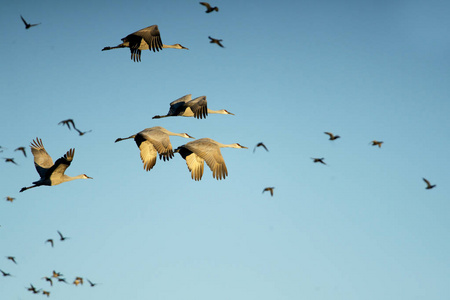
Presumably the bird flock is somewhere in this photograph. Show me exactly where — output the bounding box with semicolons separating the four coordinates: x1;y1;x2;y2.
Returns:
1;2;440;298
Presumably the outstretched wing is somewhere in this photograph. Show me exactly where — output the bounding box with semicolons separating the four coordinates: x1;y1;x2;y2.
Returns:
48;149;74;179
30;138;54;177
187;96;208;119
185;140;228;180
125;25;163;52
20;15;29;26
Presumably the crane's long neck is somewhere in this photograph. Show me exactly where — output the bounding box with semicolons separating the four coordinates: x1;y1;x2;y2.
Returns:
115;135;136;143
63;174;87;182
207;109;234;115
162;44;181;49
168;132;193;139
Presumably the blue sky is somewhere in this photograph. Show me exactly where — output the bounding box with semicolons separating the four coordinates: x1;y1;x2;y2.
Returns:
1;0;450;299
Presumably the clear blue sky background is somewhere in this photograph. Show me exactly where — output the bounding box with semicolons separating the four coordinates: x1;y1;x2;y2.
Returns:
1;0;449;299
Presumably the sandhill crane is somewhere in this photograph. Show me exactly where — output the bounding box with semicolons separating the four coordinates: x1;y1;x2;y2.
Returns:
6;256;17;264
423;178;436;189
42;290;50;297
19;138;92;192
15;147;27;157
1;269;11;277
311;157;326;165
5;196;15;202
45;239;54;247
52;270;63;278
200;2;219;13
58;119;76;130
152;94;234;119
87;279;98;287
57;230;69;241
42;277;53;286
26;284;41;294
324;132;340;140
115;126;194;171
253;142;268;153
75;128;92;136
20;15;40;29
73;276;84;286
208;36;224;48
3;158;18;165
57;278;68;283
370;140;383;148
102;25;188;62
175;138;247;181
263;187;274;196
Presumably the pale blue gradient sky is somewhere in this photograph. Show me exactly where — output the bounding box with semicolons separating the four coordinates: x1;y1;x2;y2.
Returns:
1;1;450;299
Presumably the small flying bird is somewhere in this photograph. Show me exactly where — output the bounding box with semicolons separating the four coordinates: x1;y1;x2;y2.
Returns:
6;256;17;264
58;119;77;130
423;178;436;190
19;138;92;192
57;230;69;241
311;157;326;165
208;36;225;48
253;142;269;153
175;138;247;181
87;279;98;287
27;284;39;293
73;277;83;286
75;128;92;136
3;158;18;165
153;95;234;119
20;15;40;29
370;140;383;148
5;196;15;202
15;147;27;157
324;132;340;140
42;290;50;297
200;2;219;13
45;239;54;247
52;270;63;278
102;25;188;62
0;269;11;277
115;126;195;172
57;278;68;283
262;187;275;196
42;277;53;286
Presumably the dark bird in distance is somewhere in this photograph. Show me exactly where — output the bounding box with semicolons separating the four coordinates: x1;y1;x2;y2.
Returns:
20;15;40;29
52;270;63;278
73;276;83;286
0;269;11;277
6;256;17;264
370;140;383;148
324;132;340;140
200;2;219;13
6;196;15;202
311;157;326;165
58;119;76;130
115;126;195;172
152;94;234;119
42;290;50;297
75;128;92;136
15;147;27;157
102;25;188;62
19;138;92;192
45;239;54;247
57;230;69;241
423;178;436;190
87;279;98;287
27;284;40;293
57;277;68;283
253;142;269;153
208;36;225;48
263;187;275;196
42;277;53;286
3;158;18;165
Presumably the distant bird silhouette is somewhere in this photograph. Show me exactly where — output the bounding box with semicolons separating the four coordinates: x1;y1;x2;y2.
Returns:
57;278;68;283
75;128;92;136
19;138;92;192
200;2;219;13
87;279;98;287
6;256;17;264
27;284;40;293
45;239;54;247
0;269;11;277
58;119;77;130
370;140;383;148
208;36;224;48
311;157;326;165
42;290;50;297
57;230;69;241
102;25;188;62
115;126;194;171
15;147;27;157
423;178;436;190
253;142;269;153
175;138;247;181
262;187;275;196
73;276;83;286
5;196;15;202
20;15;40;29
42;277;53;286
324;132;340;140
52;270;63;278
3;158;18;165
152;94;234;119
